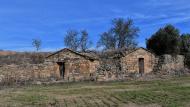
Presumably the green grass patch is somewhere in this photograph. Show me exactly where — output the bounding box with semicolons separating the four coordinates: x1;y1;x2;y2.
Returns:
0;76;189;107
117;85;190;107
11;94;49;106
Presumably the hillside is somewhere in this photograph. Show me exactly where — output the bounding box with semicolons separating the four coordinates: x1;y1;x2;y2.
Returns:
0;50;17;56
0;51;51;65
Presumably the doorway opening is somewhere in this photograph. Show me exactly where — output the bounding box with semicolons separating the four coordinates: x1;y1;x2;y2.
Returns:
57;62;65;79
139;58;144;75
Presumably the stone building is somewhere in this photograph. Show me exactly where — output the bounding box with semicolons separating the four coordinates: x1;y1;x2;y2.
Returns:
96;48;157;81
46;48;99;81
121;48;156;74
0;47;186;83
45;47;185;81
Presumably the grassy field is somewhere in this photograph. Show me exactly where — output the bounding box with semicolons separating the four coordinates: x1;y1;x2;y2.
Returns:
0;76;190;107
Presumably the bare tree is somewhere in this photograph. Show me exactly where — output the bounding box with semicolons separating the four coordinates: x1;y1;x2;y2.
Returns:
97;18;139;50
112;18;139;49
79;30;92;52
97;30;117;50
64;30;79;51
32;39;42;52
64;29;92;51
32;39;44;64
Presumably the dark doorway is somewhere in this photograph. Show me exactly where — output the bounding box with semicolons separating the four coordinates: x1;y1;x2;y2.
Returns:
57;62;65;79
139;58;144;75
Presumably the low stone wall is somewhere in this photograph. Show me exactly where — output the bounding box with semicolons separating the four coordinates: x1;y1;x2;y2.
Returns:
62;60;99;81
0;62;58;84
161;55;184;71
95;57;123;81
153;55;185;75
0;60;100;83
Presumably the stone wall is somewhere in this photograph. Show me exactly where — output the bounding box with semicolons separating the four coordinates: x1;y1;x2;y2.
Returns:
96;58;122;81
62;59;99;81
0;62;58;83
153;55;185;75
0;59;99;83
0;48;186;83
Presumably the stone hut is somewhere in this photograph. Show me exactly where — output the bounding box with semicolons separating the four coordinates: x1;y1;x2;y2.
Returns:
46;48;99;81
121;48;156;74
96;48;157;81
99;48;185;81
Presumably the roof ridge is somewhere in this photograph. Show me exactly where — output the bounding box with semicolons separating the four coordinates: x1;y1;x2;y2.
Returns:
46;48;98;60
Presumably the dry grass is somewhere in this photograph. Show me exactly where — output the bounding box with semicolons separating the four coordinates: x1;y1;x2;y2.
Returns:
0;76;190;107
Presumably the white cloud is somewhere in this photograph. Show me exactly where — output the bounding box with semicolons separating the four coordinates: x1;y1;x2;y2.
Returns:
145;0;173;6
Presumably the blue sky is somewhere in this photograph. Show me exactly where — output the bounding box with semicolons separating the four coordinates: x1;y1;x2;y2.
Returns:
0;0;189;51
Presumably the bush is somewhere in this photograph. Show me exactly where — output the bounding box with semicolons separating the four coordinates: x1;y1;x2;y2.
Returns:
0;52;49;65
146;25;181;55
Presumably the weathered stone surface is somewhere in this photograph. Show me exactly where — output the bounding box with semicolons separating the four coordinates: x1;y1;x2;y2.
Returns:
46;48;100;81
0;48;186;83
0;63;56;83
153;55;185;75
121;48;156;74
96;48;185;81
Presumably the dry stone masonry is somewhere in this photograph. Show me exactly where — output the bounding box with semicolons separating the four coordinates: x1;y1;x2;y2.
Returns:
0;47;187;83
